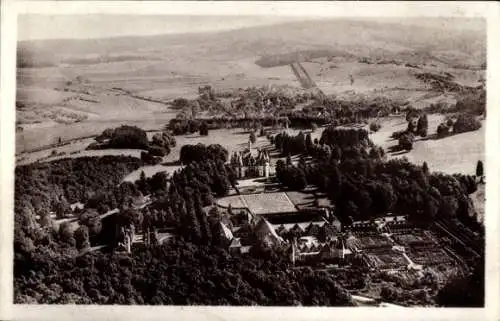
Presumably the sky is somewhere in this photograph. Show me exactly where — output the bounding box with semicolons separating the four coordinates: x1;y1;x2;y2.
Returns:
17;15;485;42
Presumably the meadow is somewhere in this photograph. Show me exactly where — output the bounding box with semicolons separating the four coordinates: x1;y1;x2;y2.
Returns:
369;115;484;175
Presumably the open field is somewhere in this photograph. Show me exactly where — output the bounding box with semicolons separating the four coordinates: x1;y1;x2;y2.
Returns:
17;148;144;167
369;115;484;175
16;114;176;153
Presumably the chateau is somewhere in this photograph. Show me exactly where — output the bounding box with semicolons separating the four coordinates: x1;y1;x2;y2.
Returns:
230;143;271;179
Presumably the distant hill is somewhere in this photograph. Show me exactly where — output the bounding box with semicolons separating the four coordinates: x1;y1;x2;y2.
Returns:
18;18;486;69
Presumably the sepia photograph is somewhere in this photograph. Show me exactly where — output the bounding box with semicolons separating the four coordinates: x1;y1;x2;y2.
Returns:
1;1;499;320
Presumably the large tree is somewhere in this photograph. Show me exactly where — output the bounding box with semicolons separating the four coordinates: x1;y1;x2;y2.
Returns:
417;114;428;137
476;160;484;183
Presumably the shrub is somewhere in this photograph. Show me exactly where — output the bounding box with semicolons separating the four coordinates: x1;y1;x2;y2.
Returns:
148;146;166;157
369;122;381;132
437;123;451;138
391;130;407;140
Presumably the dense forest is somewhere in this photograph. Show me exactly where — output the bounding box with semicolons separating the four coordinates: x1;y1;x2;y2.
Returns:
15;156;143;218
14;239;352;305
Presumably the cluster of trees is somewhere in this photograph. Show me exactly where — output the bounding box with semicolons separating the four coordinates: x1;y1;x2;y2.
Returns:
15;156;142;224
147;159;236;242
452;114;482;134
275;159;308;190
414;72;466;93
14;239;353;305
90;126;176;158
179;144;228;165
149;132;176;157
389;111;429;151
454;86;486;116
437;256;484;307
271;133;337;163
437;114;482;138
319;127;370;148
199;121;209;136
274;127;478;225
93;125;149;150
273;131;312;156
425;86;485;116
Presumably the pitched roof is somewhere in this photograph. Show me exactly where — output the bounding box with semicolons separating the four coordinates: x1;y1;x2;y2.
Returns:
255;218;284;245
215;221;234;241
229;237;242;248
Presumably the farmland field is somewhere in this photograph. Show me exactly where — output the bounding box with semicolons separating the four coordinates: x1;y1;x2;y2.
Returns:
16;114;176;153
17;147;144;166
